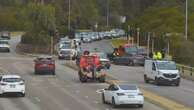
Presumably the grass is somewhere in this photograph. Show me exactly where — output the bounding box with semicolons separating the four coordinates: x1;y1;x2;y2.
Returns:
111;39;128;48
10;31;25;37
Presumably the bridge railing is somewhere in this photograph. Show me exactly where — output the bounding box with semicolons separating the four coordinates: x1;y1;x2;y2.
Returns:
177;64;194;81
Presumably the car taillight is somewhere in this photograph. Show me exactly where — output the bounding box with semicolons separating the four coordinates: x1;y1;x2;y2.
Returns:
0;83;7;86
117;93;125;96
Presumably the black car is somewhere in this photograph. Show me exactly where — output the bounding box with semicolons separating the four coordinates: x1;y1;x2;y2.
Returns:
113;53;145;66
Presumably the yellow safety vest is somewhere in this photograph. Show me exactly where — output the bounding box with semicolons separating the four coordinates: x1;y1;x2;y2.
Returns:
157;52;162;60
153;53;157;60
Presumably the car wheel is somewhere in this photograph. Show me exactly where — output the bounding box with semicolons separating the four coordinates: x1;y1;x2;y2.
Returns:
112;97;117;108
21;93;25;97
155;77;160;86
175;82;180;86
129;60;135;66
102;93;106;104
52;70;56;75
144;75;149;83
99;76;105;83
79;72;87;83
138;104;143;108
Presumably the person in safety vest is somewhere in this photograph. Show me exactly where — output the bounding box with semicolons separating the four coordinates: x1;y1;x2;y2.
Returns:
153;52;157;60
156;51;162;60
113;48;119;57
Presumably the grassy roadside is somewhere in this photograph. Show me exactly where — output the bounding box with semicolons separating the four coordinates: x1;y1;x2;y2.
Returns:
111;39;128;48
10;31;25;37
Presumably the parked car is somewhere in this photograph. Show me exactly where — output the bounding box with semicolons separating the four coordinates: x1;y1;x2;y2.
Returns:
144;60;180;86
0;39;10;52
34;56;55;75
0;31;11;40
102;83;144;108
58;49;76;60
0;75;25;97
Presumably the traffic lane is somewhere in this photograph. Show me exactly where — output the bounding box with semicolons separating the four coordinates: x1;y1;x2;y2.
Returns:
108;64;194;108
0;36;21;57
0;60;102;110
56;60;164;110
81;40;113;53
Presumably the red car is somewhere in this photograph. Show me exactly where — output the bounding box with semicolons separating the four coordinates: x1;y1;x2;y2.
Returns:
34;56;55;75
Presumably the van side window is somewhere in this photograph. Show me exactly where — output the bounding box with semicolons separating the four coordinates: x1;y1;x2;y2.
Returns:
0;76;2;81
152;63;156;71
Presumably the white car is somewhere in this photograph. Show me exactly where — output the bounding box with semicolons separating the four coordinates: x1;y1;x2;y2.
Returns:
0;40;10;52
0;75;25;97
102;83;144;108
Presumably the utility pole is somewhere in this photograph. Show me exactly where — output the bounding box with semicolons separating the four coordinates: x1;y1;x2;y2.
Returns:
106;0;109;28
147;32;151;57
137;28;140;47
68;0;71;31
127;25;130;44
185;0;188;40
152;32;155;53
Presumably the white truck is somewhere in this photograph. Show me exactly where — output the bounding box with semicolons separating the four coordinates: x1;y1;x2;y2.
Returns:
144;60;180;86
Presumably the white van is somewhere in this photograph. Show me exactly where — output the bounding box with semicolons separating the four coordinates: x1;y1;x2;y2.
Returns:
144;60;180;86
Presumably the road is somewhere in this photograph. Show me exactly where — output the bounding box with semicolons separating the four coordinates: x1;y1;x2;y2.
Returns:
82;40;194;109
0;38;164;109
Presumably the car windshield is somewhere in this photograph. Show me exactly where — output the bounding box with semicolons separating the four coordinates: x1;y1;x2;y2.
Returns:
0;41;8;44
60;50;71;54
119;85;137;90
125;47;137;54
98;53;107;59
3;78;22;82
61;44;71;49
156;61;177;70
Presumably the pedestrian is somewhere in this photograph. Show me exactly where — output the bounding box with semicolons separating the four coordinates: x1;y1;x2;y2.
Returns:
156;51;162;60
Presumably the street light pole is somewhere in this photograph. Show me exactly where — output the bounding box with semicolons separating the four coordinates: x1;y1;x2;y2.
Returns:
147;32;151;57
106;0;109;28
68;0;71;31
185;0;188;40
137;28;140;47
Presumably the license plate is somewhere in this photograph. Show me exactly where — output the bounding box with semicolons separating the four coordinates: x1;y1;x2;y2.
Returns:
10;85;15;88
42;64;47;67
128;95;134;98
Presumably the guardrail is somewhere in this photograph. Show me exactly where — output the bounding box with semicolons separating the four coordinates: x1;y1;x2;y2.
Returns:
177;64;194;81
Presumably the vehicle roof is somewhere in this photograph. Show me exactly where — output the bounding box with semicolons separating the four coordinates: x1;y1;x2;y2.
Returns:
37;55;53;59
1;75;21;79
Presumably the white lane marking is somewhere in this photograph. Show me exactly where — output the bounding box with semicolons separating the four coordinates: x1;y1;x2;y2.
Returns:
96;89;105;94
34;97;41;102
0;98;21;110
20;98;41;110
180;86;194;94
94;101;99;104
85;96;89;99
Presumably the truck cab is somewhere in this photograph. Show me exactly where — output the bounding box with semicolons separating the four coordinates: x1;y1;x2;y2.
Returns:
144;60;180;86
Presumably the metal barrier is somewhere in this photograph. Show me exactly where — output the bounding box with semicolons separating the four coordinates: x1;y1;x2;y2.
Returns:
177;64;194;80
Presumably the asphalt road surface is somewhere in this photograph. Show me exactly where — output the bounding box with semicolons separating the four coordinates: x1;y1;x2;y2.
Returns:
81;40;194;109
0;38;165;109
